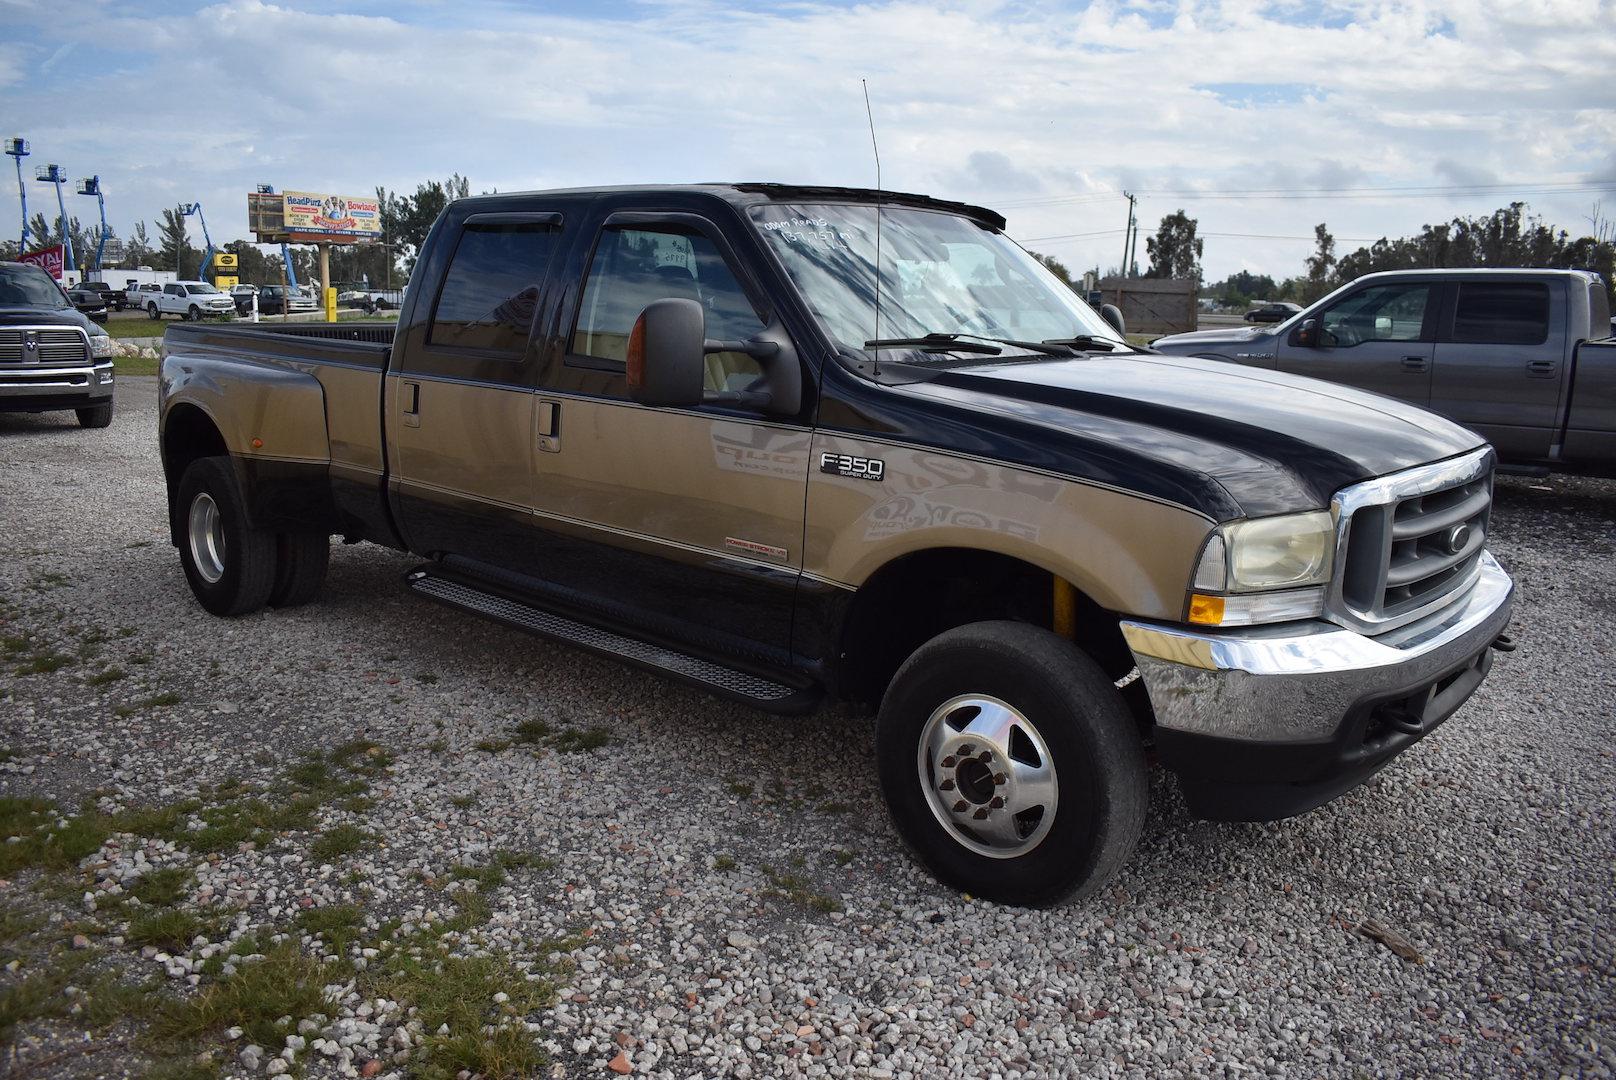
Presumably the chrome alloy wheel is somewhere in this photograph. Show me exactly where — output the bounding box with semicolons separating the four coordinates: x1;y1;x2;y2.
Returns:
187;492;226;584
917;694;1059;859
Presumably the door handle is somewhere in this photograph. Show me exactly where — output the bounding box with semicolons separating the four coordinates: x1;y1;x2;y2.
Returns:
401;381;420;428
536;399;560;453
1526;359;1556;379
1400;356;1428;372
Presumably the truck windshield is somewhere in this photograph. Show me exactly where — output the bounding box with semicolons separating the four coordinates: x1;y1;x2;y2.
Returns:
188;283;220;294
0;265;71;309
749;202;1126;364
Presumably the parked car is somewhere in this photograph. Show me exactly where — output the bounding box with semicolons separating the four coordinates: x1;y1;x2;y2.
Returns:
233;285;317;317
156;183;1514;906
337;289;403;313
1153;268;1616;475
1245;301;1302;323
229;284;258;310
144;280;236;321
63;284;110;323
0;261;116;427
75;280;128;311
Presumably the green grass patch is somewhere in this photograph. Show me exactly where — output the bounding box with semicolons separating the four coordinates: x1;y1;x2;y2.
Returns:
762;866;843;914
140;1056;220;1080
727;781;754;799
155;943;334;1048
511;719;552;745
129;868;193;908
373;949;557;1080
494;850;553;873
190;796;318;853
113;801;199;842
296;903;367;956
449;794;477;809
310;824;372;863
13;650;74;676
0;797;111;876
127;908;213;951
550;727;612;753
87;666;126;686
448;864;505;891
474;739;512;754
713;855;736;872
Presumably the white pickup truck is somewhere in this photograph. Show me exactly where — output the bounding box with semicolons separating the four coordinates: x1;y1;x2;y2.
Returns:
144;280;237;321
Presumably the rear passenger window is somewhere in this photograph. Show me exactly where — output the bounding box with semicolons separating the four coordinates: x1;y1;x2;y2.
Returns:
1451;283;1550;346
570;227;763;392
428;223;556;354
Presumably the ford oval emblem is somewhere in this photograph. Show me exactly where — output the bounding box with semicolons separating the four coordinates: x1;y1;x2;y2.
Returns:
1444;523;1471;555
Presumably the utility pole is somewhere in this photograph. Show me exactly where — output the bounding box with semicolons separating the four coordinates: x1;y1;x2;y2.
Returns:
5;138;28;251
1120;192;1138;278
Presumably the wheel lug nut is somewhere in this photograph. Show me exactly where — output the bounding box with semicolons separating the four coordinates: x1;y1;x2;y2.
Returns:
977;750;992;763
959;744;975;755
993;773;1007;785
972;808;990;820
989;796;1005;809
939;779;955;791
940;756;957;768
952;800;968;813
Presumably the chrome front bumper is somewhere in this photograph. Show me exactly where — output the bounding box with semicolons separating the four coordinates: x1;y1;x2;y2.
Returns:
1121;550;1513;743
0;362;115;400
1119;551;1513;820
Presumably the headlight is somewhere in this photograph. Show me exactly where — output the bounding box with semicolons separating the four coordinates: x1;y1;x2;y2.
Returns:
1188;510;1335;626
89;333;115;359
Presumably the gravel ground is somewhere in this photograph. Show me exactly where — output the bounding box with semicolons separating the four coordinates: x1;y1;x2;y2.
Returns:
1;376;1612;1079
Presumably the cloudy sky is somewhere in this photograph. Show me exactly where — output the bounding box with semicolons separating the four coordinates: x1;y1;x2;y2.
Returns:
3;0;1613;281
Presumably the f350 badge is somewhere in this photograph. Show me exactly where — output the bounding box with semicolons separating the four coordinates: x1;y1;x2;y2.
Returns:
820;451;884;481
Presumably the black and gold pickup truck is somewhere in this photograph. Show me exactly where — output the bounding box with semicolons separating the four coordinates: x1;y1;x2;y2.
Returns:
158;184;1515;905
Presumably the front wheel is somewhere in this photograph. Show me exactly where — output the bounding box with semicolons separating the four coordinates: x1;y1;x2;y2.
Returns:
175;456;277;616
76;401;114;428
147;303;160;320
187;305;201;321
876;621;1148;907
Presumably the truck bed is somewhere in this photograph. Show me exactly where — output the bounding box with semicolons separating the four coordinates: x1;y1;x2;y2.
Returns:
161;320;398;544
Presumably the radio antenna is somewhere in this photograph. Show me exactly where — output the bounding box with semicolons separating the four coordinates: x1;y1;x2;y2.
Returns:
862;77;883;377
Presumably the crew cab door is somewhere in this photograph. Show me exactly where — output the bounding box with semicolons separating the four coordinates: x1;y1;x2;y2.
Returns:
386;212;562;569
1274;280;1439;406
526;206;811;661
162;283;184;313
1430;278;1564;461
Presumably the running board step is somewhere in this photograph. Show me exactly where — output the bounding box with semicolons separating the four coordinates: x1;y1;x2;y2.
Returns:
406;568;820;714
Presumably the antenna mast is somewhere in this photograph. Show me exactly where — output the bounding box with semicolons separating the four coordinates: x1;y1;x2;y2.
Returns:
862;78;883;377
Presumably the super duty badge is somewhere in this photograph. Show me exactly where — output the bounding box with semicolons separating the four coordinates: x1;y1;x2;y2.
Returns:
820;451;884;481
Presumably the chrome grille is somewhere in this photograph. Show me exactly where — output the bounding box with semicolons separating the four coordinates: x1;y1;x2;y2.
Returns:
1329;448;1495;634
0;327;90;366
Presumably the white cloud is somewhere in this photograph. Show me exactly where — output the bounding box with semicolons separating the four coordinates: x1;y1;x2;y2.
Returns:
2;0;1612;279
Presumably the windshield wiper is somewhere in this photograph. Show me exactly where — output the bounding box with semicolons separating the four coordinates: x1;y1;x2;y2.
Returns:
866;332;1083;357
865;333;1002;355
1040;334;1120;352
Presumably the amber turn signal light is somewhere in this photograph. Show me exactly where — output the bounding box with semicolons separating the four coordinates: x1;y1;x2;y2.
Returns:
625;313;647;390
1187;594;1225;626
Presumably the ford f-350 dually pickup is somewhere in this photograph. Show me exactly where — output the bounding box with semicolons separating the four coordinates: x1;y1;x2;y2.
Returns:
158;184;1515;905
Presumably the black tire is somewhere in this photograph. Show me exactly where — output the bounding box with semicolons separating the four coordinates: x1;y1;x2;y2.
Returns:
147;303;160;320
175;456;276;617
269;532;330;608
876;621;1148;907
75;401;114;428
187;305;201;321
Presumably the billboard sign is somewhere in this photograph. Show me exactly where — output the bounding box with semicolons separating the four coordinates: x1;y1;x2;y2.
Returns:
213;252;239;290
19;244;64;280
282;191;381;237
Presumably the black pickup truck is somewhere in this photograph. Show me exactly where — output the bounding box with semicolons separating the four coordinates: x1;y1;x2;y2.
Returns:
157;184;1515;905
1;261;117;427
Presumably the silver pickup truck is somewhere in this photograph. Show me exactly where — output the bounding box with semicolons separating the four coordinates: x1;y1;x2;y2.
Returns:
1153;268;1615;474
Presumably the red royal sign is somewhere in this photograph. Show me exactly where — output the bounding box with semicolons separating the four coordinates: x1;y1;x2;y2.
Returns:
19;244;64;280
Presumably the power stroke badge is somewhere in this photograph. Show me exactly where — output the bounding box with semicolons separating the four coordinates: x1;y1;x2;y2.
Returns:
819;451;885;481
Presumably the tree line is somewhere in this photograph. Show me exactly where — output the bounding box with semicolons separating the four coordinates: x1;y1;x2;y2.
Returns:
1033;202;1615;309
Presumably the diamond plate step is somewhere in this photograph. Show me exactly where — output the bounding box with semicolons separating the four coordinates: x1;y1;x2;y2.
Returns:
407;569;818;713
